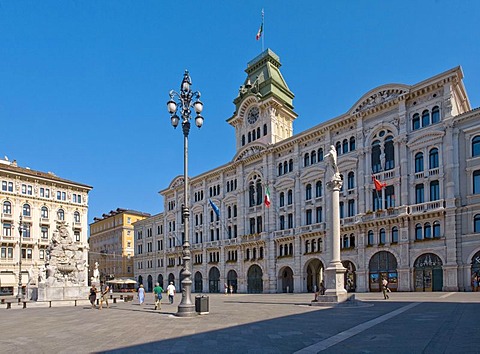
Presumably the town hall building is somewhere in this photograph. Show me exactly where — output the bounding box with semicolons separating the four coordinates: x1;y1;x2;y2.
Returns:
134;49;480;294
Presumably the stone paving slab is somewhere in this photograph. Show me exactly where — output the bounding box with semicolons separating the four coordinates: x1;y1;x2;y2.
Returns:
0;292;478;353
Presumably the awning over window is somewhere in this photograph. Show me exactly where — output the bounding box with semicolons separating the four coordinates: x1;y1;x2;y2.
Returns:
0;273;16;287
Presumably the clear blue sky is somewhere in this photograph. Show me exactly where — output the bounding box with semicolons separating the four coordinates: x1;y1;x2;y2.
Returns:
1;1;479;226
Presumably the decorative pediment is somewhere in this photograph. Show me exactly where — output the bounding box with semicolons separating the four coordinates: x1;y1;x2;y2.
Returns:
234;144;266;162
350;85;410;114
168;176;184;189
407;131;445;148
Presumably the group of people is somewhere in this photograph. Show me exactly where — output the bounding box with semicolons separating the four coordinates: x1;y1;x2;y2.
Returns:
224;283;234;295
89;283;110;309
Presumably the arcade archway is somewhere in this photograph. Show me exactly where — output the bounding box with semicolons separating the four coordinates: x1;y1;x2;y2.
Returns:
305;258;324;292
342;260;356;292
278;267;294;293
247;264;263;293
369;251;398;292
194;271;203;293
227;270;238;293
208;267;220;293
414;253;443;292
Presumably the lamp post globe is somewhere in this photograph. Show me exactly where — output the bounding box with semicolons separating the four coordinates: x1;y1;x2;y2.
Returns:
166;70;204;317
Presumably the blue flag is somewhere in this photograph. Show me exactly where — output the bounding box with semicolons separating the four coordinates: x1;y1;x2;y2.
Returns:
209;199;220;217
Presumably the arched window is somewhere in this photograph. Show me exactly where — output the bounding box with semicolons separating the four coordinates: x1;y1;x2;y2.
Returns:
248;132;251;143
474;214;480;233
57;209;65;221
304;153;310;167
422;110;430;127
424;222;432;239
431;106;440;123
288;159;293;172
74;211;80;223
41;206;48;219
278;163;283;176
315;181;322;198
412;113;420;130
430;180;440;201
256;127;261;139
379;228;386;244
227;206;232;219
347;172;355;190
246;249;250;260
263;124;267;136
279;192;285;207
342;235;349;248
23;204;31;217
242;135;245;146
283;161;288;174
474;170;480;194
415;223;423;240
349;233;355;247
367;230;374;246
433;221;441;238
391;227;399;243
371;140;381;173
415;184;425;204
289;243;293;254
342;139;349;154
415;152;424;173
429;148;439;169
279;215;285;230
318;148;324;161
249;182;255;207
384;136;395;170
3;201;11;214
349;137;356;151
305;184;312;200
472;136;480;157
279;244;284;256
210;210;214;222
256;180;262;205
311;150;317;164
233;205;237;217
335;141;342;154
305;240;310;253
287;190;293;205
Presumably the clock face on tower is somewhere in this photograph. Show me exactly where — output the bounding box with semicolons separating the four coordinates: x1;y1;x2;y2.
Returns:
247;106;259;124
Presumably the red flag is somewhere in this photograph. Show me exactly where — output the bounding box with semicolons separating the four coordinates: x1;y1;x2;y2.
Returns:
373;177;386;191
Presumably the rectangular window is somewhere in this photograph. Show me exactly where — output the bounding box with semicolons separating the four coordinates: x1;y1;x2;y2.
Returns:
7;247;13;258
41;226;48;239
1;247;5;258
45;188;50;198
40;188;44;197
57;191;61;200
24;225;31;238
78;195;82;203
7;182;13;192
415;184;425;204
316;207;322;223
73;194;77;203
306;209;312;225
22;184;27;194
288;213;294;229
62;192;66;200
27;185;32;195
74;231;80;242
39;249;45;260
1;181;6;191
3;223;11;236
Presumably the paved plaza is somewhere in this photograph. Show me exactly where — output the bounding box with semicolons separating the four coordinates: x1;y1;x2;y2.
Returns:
0;292;479;353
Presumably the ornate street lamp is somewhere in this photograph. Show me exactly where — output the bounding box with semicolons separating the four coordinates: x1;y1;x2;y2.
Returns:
17;214;24;301
167;70;204;317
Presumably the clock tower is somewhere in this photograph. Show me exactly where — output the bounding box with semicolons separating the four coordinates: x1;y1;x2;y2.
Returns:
227;49;297;155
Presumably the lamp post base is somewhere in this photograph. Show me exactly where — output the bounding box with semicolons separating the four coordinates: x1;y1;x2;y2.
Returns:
176;303;196;317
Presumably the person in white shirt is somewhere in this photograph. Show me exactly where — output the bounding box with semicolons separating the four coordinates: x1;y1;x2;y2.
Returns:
167;282;176;304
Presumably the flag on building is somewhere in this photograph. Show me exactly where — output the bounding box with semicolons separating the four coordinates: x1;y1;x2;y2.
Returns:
256;9;264;40
209;199;220;217
264;186;271;208
372;177;386;191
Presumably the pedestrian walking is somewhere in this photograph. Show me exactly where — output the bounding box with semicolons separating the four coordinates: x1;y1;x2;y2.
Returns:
167;281;176;304
89;285;97;309
229;284;233;295
99;283;110;309
474;274;479;292
382;277;389;299
137;284;145;305
153;282;163;310
224;283;228;295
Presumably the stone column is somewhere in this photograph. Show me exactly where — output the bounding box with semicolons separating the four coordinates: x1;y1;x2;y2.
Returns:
323;176;348;301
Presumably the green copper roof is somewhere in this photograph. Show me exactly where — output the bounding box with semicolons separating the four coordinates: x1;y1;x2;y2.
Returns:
233;48;294;109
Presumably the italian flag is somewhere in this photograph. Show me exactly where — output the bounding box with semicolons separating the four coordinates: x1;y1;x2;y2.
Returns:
256;23;263;40
264;186;271;208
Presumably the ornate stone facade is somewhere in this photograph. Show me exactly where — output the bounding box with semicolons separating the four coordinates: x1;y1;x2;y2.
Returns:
134;49;480;294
